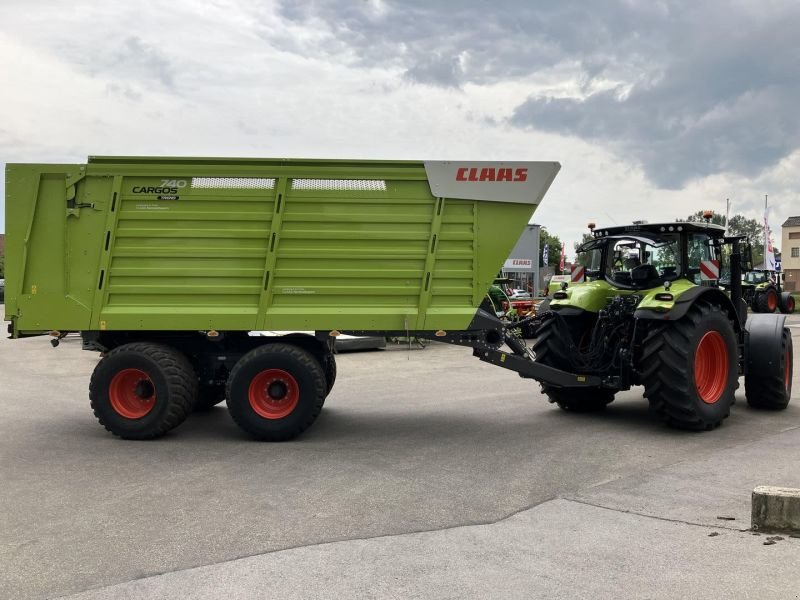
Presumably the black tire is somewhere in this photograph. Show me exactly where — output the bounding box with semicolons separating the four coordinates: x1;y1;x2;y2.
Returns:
89;342;197;440
779;293;796;314
531;315;615;411
746;328;793;409
226;343;326;441
641;302;738;430
194;384;226;411
520;320;537;339
323;352;337;395
755;288;778;313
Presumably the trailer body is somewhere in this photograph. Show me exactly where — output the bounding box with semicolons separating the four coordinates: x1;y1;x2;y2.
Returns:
5;157;559;336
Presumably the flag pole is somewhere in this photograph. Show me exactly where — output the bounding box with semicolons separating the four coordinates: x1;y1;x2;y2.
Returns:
725;198;730;232
764;194;768;269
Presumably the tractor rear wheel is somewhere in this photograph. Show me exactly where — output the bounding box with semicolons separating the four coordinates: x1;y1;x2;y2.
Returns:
755;288;778;313
89;343;197;439
532;315;615;412
641;302;738;430
745;325;793;410
226;343;327;441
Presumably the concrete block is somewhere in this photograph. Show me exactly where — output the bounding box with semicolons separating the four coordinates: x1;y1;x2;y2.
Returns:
751;486;800;533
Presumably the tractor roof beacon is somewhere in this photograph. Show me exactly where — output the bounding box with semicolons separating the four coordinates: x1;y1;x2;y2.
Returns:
532;218;793;429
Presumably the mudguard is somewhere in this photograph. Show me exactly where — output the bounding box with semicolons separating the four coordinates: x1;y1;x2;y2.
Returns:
745;313;788;376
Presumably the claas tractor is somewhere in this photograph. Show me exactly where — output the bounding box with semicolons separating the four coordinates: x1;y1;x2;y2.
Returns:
530;219;793;430
741;269;795;314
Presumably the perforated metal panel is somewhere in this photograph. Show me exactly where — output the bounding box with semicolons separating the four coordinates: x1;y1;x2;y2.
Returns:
191;177;276;189
291;179;387;191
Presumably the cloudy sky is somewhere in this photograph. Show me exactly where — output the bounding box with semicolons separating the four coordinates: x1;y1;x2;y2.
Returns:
1;0;798;255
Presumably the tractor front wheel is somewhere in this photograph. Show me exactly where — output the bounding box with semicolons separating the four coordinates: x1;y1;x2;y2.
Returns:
544;387;616;412
641;302;738;430
532;314;615;412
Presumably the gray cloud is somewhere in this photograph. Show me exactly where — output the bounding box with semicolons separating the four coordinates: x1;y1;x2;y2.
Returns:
275;0;800;188
107;37;176;89
105;83;143;102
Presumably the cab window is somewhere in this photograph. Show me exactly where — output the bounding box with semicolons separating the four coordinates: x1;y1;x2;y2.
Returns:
686;233;719;284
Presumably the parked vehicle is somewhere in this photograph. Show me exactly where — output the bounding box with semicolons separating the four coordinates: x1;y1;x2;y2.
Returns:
534;219;792;429
741;269;795;314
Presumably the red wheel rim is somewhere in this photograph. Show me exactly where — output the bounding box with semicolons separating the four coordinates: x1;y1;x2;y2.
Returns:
109;368;156;419
788;298;795;313
248;369;299;419
767;292;777;311
694;331;729;404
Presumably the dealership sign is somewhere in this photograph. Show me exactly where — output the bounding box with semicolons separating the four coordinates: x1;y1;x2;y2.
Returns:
504;258;534;271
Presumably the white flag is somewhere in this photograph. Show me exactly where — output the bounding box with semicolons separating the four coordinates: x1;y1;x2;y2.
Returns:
764;208;776;270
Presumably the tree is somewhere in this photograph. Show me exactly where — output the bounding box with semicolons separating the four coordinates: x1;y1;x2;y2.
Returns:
539;227;563;269
683;210;767;267
684;210;726;227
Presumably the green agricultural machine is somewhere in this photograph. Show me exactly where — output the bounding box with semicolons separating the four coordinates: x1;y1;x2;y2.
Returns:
5;156;562;440
741;269;795;314
534;220;793;429
4;157;793;439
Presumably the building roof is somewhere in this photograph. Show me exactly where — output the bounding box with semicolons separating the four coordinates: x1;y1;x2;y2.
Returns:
783;216;800;227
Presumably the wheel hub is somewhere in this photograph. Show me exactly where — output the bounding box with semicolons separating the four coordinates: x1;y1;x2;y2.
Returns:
248;369;299;419
109;368;157;419
134;379;155;399
267;380;288;400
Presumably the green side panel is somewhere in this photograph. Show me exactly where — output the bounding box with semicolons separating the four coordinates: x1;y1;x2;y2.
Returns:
4;164;107;331
6;158;544;334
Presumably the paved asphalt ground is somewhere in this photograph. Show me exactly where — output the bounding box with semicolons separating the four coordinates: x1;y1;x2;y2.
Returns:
1;309;799;599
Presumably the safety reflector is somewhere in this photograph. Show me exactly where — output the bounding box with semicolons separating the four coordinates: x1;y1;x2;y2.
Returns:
571;265;586;283
700;260;720;280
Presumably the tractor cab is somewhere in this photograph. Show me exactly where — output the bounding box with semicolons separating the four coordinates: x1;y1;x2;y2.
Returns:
743;270;773;285
575;222;725;291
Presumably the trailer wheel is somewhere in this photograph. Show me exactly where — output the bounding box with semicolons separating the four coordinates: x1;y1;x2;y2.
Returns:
324;352;337;395
745;324;793;410
532;315;615;411
779;293;795;314
194;384;226;411
226;343;326;441
755;289;778;313
641;302;738;430
89;343;197;440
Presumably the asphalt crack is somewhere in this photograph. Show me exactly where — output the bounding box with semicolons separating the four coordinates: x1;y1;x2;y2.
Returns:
560;496;746;531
